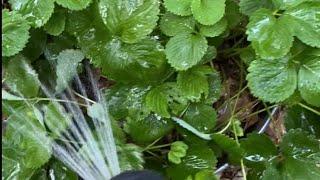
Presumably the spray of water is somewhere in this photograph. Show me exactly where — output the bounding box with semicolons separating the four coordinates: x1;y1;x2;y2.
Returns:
3;62;121;180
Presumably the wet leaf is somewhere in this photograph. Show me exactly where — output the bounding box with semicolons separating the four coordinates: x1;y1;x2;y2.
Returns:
160;12;195;36
55;0;92;10
118;142;144;171
163;0;192;16
285;105;320;138
165;33;208;71
4;54;40;97
246;9;293;59
2;9;30;57
199;18;228;37
247;56;297;103
55;49;84;92
240;133;277;170
167;144;217;180
44;7;66;36
9;0;55;28
3;106;52;178
183;103;217;133
98;0;159;43
191;0;226;25
239;0;275;16
125;113;174;144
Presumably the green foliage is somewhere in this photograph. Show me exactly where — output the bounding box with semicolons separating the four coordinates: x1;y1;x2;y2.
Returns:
55;0;92;10
4;55;40;97
44;7;66;36
168;141;189;164
9;0;55;28
3;106;52;179
98;0;159;43
165;33;208;70
241;129;320;179
55;49;84;92
191;0;226;25
167;144;217;179
2;0;320;179
117;142;144;171
160;12;195;36
2;9;30;57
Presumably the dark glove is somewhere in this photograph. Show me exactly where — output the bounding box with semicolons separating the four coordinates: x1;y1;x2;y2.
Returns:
111;170;164;180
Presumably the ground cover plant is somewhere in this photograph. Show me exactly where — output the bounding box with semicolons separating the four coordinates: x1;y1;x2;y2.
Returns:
2;0;320;179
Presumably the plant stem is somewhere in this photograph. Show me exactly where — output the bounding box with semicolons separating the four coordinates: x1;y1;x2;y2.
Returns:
243;104;278;119
13;97;88;107
298;103;320;116
145;144;172;150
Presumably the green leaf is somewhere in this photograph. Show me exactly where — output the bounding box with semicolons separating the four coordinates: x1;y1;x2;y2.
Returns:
22;28;47;61
55;49;84;92
94;38;171;84
199;17;228;37
45;160;78;180
3;106;52;178
262;129;320;180
125;114;174;144
201;46;217;64
55;0;92;10
145;87;170;118
191;0;226;25
247;56;297;103
163;0;192;16
246;9;293;59
204;69;222;105
239;46;256;65
165;33;208;71
4;54;40;97
168;141;189;164
118;142;144;171
177;66;212;101
225;0;242;29
160;12;195;36
44;102;71;138
98;0;159;43
212;134;244;164
239;0;275;16
285;105;320;138
195;170;218;180
2;90;25;101
2;9;30;57
9;0;55;28
184;103;217;133
284;2;320;48
44;33;75;61
298;50;320;107
172;117;212;140
166;144;217;180
44;7;66;36
240;133;277;170
273;0;316;10
162;82;189;115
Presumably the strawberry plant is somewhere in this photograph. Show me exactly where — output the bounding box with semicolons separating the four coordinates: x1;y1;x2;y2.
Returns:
2;0;320;179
